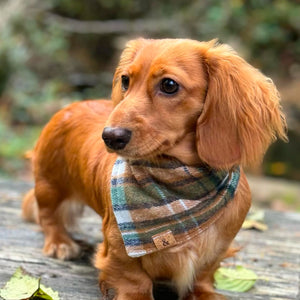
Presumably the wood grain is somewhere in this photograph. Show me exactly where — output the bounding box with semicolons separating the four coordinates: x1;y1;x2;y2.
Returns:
0;179;299;300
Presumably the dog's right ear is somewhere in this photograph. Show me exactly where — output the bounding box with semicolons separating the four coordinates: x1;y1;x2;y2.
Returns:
195;41;287;170
111;38;146;105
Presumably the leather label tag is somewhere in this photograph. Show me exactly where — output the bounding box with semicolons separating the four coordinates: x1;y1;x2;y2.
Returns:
152;230;177;250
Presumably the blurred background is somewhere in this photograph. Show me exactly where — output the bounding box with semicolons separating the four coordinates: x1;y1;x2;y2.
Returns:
0;0;299;210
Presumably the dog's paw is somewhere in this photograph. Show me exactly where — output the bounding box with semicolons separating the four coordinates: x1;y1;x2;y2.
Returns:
43;239;81;260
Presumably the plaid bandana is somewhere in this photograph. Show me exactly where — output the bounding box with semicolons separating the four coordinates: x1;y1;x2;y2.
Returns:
111;157;240;258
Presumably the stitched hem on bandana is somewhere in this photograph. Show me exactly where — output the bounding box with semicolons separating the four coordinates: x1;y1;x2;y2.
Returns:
111;157;240;257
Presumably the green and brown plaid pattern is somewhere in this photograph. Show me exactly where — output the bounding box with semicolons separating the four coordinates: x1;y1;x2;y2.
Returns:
111;157;240;257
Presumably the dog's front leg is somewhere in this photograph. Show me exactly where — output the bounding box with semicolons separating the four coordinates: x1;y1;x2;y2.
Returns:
98;256;154;300
34;181;81;260
95;230;154;300
100;279;154;300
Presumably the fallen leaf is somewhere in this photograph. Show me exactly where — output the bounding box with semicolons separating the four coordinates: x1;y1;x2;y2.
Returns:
214;265;257;292
31;284;55;300
0;267;59;300
242;209;268;231
242;220;268;231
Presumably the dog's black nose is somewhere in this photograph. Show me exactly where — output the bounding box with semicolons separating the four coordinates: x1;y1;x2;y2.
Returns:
102;127;132;150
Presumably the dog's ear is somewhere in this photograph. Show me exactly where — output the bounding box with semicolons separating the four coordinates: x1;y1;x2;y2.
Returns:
111;38;146;105
196;41;287;170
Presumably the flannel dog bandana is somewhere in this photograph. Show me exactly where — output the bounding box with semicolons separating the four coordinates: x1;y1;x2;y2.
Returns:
111;157;240;257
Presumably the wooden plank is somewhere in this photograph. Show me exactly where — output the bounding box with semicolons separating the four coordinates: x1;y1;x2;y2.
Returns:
0;179;299;299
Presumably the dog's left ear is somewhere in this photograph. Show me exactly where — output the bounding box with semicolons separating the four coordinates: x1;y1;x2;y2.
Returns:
196;41;287;170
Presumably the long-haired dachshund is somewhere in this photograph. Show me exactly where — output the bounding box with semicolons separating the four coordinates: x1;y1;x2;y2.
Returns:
22;38;287;300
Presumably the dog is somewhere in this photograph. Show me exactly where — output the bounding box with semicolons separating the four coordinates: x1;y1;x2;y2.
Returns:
22;38;287;300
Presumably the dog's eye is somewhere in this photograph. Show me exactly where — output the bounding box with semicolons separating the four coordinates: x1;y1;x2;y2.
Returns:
160;78;179;94
121;75;130;91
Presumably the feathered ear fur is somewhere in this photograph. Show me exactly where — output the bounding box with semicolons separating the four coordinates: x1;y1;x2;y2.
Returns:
111;38;147;105
196;41;287;170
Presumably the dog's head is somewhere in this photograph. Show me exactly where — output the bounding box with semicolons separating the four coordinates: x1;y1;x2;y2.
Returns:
102;38;287;169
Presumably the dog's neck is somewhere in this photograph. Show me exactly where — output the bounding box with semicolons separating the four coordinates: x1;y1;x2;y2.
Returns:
164;132;202;166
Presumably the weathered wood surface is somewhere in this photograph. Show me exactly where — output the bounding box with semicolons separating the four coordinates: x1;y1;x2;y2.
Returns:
0;178;299;300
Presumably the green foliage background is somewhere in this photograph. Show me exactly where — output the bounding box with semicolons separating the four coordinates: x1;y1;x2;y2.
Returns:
0;0;299;179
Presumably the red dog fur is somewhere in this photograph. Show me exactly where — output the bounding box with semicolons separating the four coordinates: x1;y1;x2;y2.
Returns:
22;38;287;300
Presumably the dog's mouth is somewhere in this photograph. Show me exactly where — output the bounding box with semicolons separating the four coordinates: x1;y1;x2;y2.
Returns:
109;137;175;161
101;125;192;162
122;140;172;158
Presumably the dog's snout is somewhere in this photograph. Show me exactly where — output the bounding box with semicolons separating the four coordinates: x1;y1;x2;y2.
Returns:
102;127;132;150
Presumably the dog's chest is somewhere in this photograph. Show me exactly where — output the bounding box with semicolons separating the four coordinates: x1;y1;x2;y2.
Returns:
140;224;220;297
